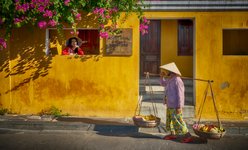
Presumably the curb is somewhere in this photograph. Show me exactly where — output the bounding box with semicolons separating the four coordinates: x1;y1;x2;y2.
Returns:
0;115;247;136
0;120;91;131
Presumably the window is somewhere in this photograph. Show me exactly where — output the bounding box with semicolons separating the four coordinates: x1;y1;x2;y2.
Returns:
46;29;100;55
223;29;248;55
78;30;100;55
178;20;193;56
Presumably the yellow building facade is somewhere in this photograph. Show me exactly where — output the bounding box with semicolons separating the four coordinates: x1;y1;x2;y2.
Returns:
0;9;248;120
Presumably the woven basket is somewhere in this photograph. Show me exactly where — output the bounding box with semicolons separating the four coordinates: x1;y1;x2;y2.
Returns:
193;124;226;139
133;115;161;128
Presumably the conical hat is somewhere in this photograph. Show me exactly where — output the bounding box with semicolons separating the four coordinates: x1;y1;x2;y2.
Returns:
160;62;181;76
65;36;83;47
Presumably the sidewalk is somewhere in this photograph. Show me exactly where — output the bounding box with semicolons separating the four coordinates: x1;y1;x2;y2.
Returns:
0;115;247;136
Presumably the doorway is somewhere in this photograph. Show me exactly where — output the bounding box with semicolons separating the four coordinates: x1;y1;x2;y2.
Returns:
140;20;161;76
139;19;195;120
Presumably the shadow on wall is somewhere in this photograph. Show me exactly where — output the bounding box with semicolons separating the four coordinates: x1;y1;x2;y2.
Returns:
77;12;99;28
65;53;104;62
0;14;105;95
0;26;53;95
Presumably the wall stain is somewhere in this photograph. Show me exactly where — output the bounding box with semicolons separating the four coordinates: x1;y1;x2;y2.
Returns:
34;78;114;102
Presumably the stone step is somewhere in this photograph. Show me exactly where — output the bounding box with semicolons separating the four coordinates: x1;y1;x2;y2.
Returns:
182;79;194;85
139;90;192;100
185;83;193;86
139;85;193;92
140;78;160;85
140;96;194;106
140;91;193;95
139;88;193;96
185;96;194;102
138;102;195;123
139;96;193;103
141;94;164;101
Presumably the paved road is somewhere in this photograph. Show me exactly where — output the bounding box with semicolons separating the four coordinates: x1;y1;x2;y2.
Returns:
0;130;248;150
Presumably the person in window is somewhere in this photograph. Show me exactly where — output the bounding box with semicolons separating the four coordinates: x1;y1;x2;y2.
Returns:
62;37;84;55
160;62;193;143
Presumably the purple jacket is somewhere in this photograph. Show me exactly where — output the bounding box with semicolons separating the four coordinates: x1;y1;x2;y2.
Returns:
160;75;185;108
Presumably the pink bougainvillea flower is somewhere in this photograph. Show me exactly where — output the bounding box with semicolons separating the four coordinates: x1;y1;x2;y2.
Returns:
43;10;53;18
93;8;99;14
141;30;148;35
140;25;149;35
22;3;30;12
14;18;22;24
38;5;45;12
21;16;26;20
143;17;148;23
0;38;7;49
48;19;57;27
110;7;118;14
64;0;70;6
75;13;81;21
93;7;105;17
15;4;23;12
98;8;105;17
112;7;118;12
70;31;79;35
139;24;148;31
100;24;104;29
38;21;47;29
100;31;108;38
139;16;150;35
106;15;110;19
29;3;35;8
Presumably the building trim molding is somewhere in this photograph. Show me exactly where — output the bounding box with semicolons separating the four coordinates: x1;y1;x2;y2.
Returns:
140;0;248;11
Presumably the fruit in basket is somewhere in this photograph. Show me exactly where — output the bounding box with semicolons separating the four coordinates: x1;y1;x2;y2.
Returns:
219;127;224;132
210;127;219;133
197;124;205;129
193;123;226;139
143;115;156;121
133;115;157;122
196;124;224;133
202;125;209;132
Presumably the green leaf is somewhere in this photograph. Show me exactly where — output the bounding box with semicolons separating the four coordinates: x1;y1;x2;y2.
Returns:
15;22;22;28
1;0;13;12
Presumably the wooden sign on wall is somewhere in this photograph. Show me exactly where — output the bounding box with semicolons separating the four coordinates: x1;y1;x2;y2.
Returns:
106;28;132;56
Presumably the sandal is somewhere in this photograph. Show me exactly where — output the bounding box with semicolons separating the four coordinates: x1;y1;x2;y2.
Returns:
181;137;193;143
163;135;177;140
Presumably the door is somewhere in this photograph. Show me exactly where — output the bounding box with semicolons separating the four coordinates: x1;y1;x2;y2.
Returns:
140;20;161;76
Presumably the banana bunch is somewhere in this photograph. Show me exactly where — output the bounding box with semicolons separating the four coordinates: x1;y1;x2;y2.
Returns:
196;124;224;133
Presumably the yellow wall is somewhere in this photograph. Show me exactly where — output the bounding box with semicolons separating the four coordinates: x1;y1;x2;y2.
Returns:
144;11;248;120
1;12;248;120
161;20;193;77
0;13;139;117
195;12;248;120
